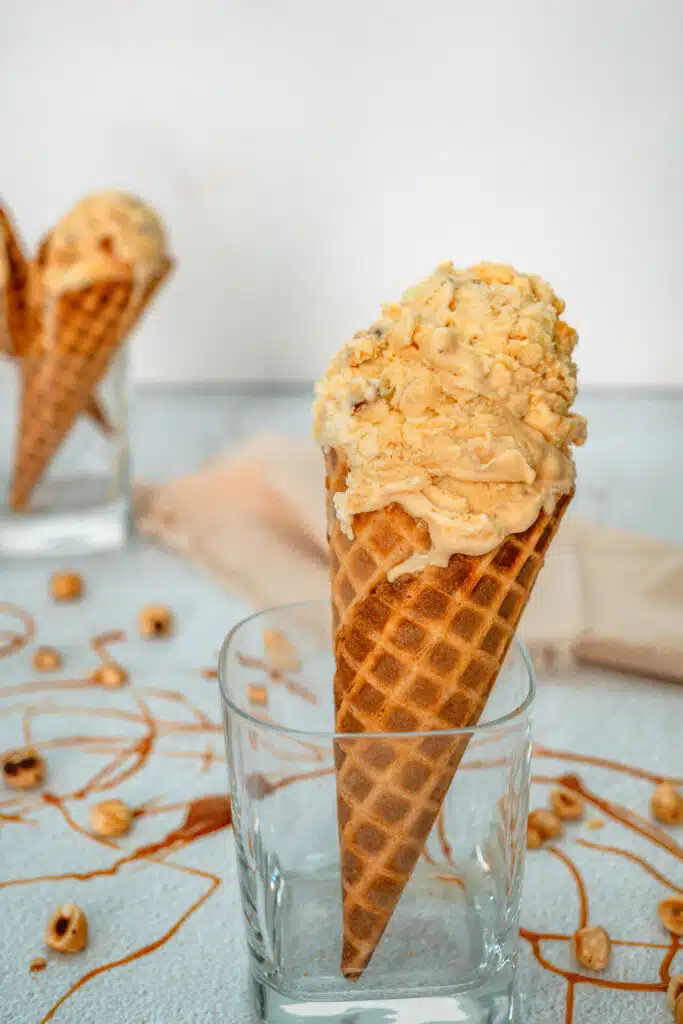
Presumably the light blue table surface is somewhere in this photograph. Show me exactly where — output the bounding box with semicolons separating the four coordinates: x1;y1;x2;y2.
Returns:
1;387;681;1024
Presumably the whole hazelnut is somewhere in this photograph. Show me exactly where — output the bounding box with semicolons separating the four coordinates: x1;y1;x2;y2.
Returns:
139;605;174;639
89;664;128;688
659;898;683;937
571;925;611;971
528;809;563;841
32;646;63;672
550;786;585;821
651;782;683;826
89;799;133;838
668;975;683;1011
45;904;88;953
2;748;45;789
50;571;83;602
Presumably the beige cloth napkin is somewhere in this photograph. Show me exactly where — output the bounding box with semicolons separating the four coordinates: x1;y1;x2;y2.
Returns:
137;434;683;684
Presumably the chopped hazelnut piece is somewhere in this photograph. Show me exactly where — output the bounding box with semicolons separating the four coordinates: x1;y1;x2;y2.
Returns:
528;809;563;841
263;629;301;672
29;957;47;974
89;799;133;838
586;818;605;830
668;975;683;1011
651;782;683;826
659;898;683;936
32;646;63;672
2;748;45;789
550;786;585;821
90;664;128;688
526;826;543;850
572;925;611;971
45;904;88;953
50;571;83;602
139;605;174;639
247;684;268;707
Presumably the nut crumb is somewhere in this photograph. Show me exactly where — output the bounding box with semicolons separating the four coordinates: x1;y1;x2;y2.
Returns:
586;817;604;830
263;629;301;672
528;809;563;841
651;782;683;826
247;684;268;707
89;799;133;838
659;898;683;936
29;957;47;974
50;571;83;602
2;748;45;790
572;925;611;971
201;668;218;680
32;647;63;672
139;605;174;639
550;787;584;821
668;975;683;1011
45;904;88;953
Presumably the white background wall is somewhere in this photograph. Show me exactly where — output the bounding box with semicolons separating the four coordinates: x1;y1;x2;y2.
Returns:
1;0;682;385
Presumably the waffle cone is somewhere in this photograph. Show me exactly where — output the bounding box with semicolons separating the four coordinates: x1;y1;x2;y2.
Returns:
0;206;30;356
9;259;171;510
326;448;571;978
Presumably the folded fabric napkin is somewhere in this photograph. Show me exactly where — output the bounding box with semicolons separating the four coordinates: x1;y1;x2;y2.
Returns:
137;434;683;684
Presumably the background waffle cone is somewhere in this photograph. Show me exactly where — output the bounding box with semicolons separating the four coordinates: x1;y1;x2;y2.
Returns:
0;206;30;356
11;257;172;509
326;448;571;978
10;278;133;509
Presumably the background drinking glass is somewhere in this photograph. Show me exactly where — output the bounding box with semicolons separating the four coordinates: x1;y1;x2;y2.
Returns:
0;345;131;556
219;601;535;1024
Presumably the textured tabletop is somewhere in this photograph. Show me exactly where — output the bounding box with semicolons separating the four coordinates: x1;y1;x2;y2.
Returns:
1;387;682;1024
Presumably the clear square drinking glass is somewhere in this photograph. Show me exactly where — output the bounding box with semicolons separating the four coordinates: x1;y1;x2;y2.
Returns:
219;600;535;1023
0;346;130;556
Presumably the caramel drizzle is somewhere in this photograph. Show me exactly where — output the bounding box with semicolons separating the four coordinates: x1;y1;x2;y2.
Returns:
1;610;681;1022
0;602;35;658
576;838;683;895
91;629;127;668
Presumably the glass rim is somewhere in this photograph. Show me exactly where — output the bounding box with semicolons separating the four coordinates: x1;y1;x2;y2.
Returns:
218;599;536;742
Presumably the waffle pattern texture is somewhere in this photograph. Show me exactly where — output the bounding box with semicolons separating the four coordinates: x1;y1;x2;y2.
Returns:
0;207;30;357
326;447;572;977
9;257;171;510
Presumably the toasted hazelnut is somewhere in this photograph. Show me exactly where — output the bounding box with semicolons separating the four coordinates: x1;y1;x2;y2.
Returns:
2;748;45;789
659;898;683;936
89;799;133;838
571;925;612;971
550;787;585;821
676;994;683;1024
263;629;300;672
526;826;543;850
247;684;268;707
586;817;605;830
651;783;683;826
139;604;174;639
29;956;47;974
528;809;563;841
45;904;88;953
89;664;128;688
50;571;83;602
32;646;63;672
668;975;683;1011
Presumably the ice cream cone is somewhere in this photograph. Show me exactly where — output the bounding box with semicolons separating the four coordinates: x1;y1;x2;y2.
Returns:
327;448;572;977
9;192;172;509
0;205;30;356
